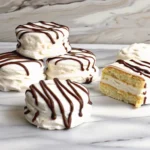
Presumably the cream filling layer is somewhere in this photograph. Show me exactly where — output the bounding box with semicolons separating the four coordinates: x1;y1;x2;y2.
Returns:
101;75;145;96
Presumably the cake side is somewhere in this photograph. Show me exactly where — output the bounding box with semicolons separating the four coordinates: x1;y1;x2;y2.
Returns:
100;82;145;107
102;67;145;88
100;59;150;107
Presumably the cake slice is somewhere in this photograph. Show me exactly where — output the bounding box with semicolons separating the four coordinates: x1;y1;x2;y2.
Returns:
100;59;150;107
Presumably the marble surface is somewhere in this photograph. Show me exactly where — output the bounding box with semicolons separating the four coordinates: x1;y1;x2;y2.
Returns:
0;0;150;44
0;42;150;150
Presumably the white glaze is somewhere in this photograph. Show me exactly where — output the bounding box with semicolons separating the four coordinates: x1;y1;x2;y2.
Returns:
118;43;150;61
25;79;92;130
0;51;45;91
46;48;99;83
16;22;71;59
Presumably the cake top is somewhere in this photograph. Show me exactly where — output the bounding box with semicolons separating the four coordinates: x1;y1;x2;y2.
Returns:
47;48;97;72
0;51;44;76
117;43;150;61
109;59;150;80
15;21;69;46
25;78;92;129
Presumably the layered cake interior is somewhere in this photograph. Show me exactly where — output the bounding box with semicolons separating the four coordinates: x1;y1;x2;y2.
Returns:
100;59;150;107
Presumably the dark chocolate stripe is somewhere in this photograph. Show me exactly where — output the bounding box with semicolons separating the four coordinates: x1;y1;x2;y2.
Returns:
39;81;56;120
68;80;92;105
55;58;84;71
117;59;150;78
26;79;91;129
29;85;39;106
63;43;67;51
0;62;29;76
66;79;83;116
32;111;39;122
144;97;147;104
85;75;93;84
72;48;95;55
27;22;65;36
27;22;59;39
16;21;69;46
41;80;69;128
54;78;74;128
142;61;150;65
47;49;96;72
131;60;150;69
50;22;69;31
0;51;43;76
24;109;30;115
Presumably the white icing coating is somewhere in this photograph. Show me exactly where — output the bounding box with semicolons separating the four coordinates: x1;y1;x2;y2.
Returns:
118;43;150;61
0;51;45;92
16;21;71;59
24;79;92;130
104;59;150;105
46;48;99;83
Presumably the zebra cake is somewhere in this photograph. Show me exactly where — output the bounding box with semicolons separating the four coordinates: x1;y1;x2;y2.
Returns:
46;48;99;84
16;21;71;59
100;59;150;107
24;78;92;130
0;51;45;91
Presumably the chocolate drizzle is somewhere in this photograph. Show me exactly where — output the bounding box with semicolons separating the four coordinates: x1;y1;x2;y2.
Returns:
85;75;93;84
47;48;97;72
32;111;39;122
0;51;43;76
131;60;150;69
63;43;68;51
16;21;69;48
144;97;147;104
24;108;30;115
116;59;150;78
25;79;92;129
116;59;150;106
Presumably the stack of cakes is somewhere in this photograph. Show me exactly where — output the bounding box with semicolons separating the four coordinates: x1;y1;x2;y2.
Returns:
0;21;100;130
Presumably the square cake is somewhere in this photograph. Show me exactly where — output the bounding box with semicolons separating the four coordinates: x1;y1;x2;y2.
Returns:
100;59;150;107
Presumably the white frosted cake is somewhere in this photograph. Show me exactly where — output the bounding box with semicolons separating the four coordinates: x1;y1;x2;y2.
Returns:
16;21;71;59
46;48;99;84
24;78;92;130
0;51;45;91
118;43;150;61
100;59;150;107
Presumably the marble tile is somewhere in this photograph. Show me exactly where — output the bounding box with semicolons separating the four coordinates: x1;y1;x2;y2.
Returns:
0;43;150;150
0;0;150;44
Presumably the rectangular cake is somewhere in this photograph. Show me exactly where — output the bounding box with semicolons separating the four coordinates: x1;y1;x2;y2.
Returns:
100;59;150;107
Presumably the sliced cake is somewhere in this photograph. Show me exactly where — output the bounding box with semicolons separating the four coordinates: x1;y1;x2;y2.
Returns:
100;59;150;107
